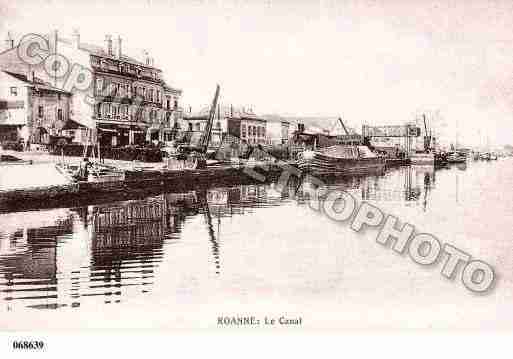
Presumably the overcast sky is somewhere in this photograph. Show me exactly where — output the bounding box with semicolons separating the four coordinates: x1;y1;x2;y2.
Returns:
1;0;513;147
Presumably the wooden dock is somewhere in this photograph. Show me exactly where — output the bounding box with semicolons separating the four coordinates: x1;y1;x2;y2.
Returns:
0;163;285;211
385;158;410;167
0;158;412;212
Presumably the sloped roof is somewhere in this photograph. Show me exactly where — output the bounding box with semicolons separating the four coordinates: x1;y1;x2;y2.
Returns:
71;39;183;93
62;118;87;130
2;70;71;94
2;33;182;93
163;83;182;94
80;42;152;69
3;70;46;85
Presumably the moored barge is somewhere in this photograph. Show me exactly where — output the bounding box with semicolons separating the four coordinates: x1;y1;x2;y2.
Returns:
297;145;385;175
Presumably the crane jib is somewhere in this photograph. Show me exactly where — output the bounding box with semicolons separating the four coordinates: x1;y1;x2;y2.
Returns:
200;84;221;153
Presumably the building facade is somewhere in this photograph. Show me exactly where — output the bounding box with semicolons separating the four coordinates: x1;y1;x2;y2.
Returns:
265;116;290;145
0;30;182;147
183;105;268;148
228;115;266;145
0;70;72;145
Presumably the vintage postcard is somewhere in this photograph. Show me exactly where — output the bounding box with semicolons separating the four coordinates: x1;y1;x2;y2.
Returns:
0;0;512;351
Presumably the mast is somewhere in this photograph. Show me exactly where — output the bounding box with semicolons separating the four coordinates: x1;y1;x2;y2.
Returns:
200;84;221;153
456;119;459;150
338;117;349;135
202;193;221;275
423;114;430;152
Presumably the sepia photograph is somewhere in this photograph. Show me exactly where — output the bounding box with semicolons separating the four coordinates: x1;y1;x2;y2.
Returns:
0;0;512;354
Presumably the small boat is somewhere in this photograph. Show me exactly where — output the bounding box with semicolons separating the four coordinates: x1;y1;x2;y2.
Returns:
434;152;449;167
480;152;491;161
297;145;385;175
446;151;467;164
55;162;125;183
0;154;32;166
87;163;125;182
410;152;434;166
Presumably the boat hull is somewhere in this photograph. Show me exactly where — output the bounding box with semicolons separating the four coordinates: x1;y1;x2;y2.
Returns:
410;153;434;165
297;153;385;175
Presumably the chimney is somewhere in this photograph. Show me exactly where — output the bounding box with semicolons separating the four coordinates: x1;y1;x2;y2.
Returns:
105;34;113;56
4;31;14;50
27;68;35;83
48;29;58;54
116;35;122;59
72;28;80;49
142;50;152;66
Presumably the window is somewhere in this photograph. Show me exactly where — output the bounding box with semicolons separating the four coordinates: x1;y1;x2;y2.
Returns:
109;82;117;97
38;106;43;117
57;109;63;122
188;123;193;131
103;103;111;117
96;78;103;95
241;124;246;138
10;87;17;96
121;105;128;118
167;98;171;110
195;123;201;131
174;100;178;109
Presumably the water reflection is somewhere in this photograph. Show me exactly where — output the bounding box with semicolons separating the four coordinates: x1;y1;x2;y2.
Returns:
0;160;503;311
360;165;436;210
0;183;287;310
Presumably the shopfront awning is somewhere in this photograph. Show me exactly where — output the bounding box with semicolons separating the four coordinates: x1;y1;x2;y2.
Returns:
62;119;88;130
98;128;118;133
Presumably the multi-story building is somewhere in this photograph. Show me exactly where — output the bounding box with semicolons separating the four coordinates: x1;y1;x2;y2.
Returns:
264;115;290;145
182;105;267;147
0;30;182;147
0;69;72;145
228;115;266;145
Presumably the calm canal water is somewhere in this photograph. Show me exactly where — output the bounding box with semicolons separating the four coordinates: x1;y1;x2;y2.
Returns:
1;159;513;329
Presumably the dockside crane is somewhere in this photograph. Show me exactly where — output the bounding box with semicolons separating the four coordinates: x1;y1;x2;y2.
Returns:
174;84;221;169
338;117;350;135
423;114;432;152
199;84;221;154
